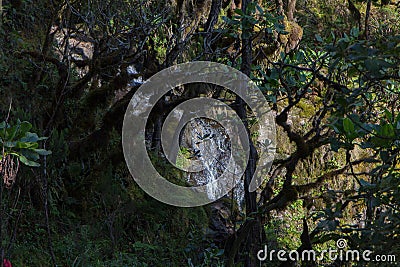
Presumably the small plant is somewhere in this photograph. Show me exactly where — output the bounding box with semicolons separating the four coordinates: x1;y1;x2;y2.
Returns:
0;119;51;187
0;118;51;264
0;119;51;168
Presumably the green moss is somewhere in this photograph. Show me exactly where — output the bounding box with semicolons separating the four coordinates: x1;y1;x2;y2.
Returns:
297;98;317;118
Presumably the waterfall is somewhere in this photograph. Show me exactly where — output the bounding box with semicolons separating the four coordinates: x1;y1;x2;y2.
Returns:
179;118;244;207
124;66;246;207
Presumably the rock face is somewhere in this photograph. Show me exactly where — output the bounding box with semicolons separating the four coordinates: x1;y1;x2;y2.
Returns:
52;26;94;77
179;118;245;205
206;200;235;244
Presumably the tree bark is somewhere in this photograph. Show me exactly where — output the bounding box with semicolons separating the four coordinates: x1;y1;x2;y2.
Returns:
238;0;261;266
364;0;372;39
286;0;296;21
204;0;222;56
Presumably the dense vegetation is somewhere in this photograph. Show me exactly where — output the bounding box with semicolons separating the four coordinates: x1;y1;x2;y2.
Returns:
0;0;399;266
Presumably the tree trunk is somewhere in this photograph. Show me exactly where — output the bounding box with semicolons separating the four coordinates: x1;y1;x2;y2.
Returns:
364;0;372;39
286;0;296;21
239;0;261;266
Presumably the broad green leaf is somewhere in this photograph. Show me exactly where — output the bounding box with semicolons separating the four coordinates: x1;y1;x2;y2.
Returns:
3;141;16;147
6;125;18;141
20;149;40;161
34;149;52;156
20;132;39;142
15;141;38;149
343;118;355;133
380;123;395;138
18;155;40;167
17;121;32;137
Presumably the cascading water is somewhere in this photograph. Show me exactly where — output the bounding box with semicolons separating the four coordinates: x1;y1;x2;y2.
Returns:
179;118;245;207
